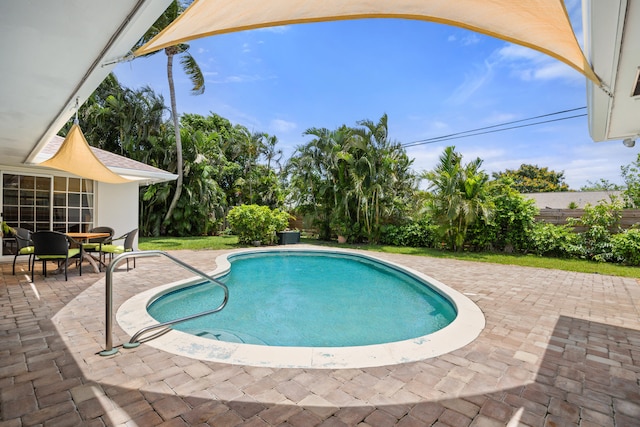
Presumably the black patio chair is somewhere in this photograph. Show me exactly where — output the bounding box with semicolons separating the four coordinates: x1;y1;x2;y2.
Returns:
30;231;81;281
12;227;34;275
100;228;138;271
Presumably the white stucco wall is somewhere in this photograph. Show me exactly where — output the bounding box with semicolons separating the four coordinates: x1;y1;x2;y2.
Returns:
94;181;139;249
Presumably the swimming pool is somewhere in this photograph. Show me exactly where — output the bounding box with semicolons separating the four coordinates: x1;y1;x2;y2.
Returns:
117;247;485;368
147;251;457;347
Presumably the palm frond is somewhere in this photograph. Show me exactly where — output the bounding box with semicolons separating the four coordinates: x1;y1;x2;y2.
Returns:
180;52;205;95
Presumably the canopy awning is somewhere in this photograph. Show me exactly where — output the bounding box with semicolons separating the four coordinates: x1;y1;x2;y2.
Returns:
39;124;131;184
134;0;600;85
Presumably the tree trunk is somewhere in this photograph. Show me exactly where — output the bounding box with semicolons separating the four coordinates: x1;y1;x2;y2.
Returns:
163;50;183;228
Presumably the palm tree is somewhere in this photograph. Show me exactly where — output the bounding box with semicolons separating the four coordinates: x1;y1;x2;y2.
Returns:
351;114;417;242
286;115;418;243
134;0;205;228
423;146;493;251
259;133;283;171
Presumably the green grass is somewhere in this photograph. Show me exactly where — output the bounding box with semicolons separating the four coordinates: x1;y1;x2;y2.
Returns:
138;235;640;279
138;235;240;251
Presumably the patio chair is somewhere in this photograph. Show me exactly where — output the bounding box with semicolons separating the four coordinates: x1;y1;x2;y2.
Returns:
30;231;81;281
12;227;34;275
100;228;138;271
81;226;114;253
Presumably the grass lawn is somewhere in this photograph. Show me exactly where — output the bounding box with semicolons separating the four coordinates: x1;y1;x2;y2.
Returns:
138;235;640;279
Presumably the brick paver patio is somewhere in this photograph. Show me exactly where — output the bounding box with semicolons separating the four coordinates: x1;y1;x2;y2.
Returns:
1;246;639;426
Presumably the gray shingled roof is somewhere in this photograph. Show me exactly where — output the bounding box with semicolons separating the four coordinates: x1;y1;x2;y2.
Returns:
36;135;176;184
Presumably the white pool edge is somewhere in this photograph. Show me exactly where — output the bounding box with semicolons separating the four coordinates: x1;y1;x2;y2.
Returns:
116;247;485;369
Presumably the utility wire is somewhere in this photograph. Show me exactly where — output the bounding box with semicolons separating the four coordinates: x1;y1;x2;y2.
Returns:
403;106;587;148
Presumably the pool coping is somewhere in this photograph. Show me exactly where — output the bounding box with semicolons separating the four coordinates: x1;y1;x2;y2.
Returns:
116;246;485;369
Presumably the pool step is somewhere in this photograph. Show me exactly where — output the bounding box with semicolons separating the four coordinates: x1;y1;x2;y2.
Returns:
186;328;267;345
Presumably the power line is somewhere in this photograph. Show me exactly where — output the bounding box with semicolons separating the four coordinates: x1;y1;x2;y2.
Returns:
403;107;587;148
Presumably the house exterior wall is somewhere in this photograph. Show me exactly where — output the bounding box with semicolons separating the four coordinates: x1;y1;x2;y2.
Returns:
0;164;139;259
94;181;139;249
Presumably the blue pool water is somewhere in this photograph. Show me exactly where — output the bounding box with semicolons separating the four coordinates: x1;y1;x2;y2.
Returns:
147;251;457;347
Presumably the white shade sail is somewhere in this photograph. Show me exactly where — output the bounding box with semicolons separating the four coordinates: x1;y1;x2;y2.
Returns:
134;0;600;84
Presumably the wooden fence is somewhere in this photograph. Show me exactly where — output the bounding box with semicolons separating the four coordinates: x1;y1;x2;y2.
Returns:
289;210;640;235
535;209;640;232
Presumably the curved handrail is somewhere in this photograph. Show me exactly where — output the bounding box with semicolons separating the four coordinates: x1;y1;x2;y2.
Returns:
100;250;229;356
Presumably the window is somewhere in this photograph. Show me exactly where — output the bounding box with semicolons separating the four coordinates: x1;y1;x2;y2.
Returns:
52;176;94;233
2;172;94;234
2;173;51;232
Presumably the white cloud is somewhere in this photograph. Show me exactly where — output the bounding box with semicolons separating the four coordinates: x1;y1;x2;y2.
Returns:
446;61;494;105
532;62;581;81
498;44;542;62
270;119;297;133
461;34;480;46
255;25;291;34
483;112;518;125
447;32;480;46
495;44;582;83
210;74;274;84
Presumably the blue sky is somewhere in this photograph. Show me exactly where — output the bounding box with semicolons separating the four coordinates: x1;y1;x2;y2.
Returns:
114;1;636;190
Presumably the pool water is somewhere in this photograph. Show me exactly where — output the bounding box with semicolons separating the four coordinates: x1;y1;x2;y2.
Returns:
147;251;457;347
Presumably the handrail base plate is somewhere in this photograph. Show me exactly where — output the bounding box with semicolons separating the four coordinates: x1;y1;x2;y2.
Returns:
123;342;140;349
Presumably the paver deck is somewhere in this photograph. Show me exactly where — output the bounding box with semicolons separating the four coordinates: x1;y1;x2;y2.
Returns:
1;246;639;426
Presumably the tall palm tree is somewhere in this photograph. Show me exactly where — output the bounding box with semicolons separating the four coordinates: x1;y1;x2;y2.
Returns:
423;146;493;251
259;133;283;171
286;115;417;243
134;0;205;228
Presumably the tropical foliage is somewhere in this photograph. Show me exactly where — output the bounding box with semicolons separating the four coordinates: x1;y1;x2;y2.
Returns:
134;0;206;227
621;152;640;207
379;219;438;248
468;177;538;252
580;178;624;192
421;146;493;251
529;222;580;258
285;114;418;243
611;229;640;266
75;75;283;236
69;70;640;268
566;196;623;262
492;164;570;193
227;204;290;245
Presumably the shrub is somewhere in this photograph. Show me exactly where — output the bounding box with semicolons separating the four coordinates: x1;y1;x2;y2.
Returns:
529;222;580;258
567;198;622;262
468;179;538;253
379;220;438;248
227;204;291;245
611;229;640;266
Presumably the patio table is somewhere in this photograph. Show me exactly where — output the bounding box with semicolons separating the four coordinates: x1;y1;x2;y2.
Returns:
66;232;110;273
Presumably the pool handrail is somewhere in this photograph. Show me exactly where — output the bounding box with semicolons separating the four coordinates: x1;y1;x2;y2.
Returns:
100;250;229;356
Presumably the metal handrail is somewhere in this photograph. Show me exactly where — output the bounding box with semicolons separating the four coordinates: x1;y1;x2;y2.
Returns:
100;250;229;356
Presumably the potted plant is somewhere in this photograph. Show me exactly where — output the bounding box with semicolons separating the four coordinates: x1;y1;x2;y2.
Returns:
330;215;351;244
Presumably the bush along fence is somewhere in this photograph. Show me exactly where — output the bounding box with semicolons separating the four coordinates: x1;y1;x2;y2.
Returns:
535;209;640;232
